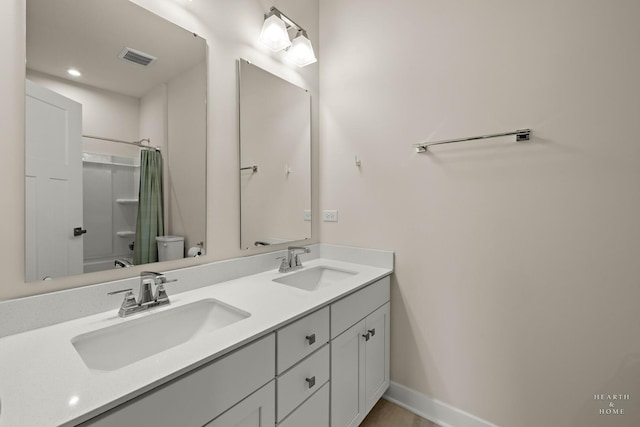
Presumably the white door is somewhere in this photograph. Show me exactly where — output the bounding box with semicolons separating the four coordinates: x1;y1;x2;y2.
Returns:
364;303;391;413
25;80;83;281
205;381;275;427
331;319;366;427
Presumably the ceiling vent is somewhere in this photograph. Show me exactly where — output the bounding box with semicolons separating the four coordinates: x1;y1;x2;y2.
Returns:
118;47;157;67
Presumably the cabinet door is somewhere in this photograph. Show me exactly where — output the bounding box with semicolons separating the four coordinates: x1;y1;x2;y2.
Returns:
205;381;275;427
364;302;390;413
330;319;366;427
81;335;275;427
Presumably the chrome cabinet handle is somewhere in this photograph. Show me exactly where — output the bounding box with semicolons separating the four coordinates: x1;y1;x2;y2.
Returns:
362;332;370;341
306;376;316;388
306;334;316;345
368;328;376;337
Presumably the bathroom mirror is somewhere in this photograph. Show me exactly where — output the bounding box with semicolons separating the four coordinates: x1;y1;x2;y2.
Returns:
238;60;311;249
25;0;207;281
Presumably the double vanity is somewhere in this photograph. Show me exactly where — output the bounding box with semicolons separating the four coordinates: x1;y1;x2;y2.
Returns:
0;245;393;427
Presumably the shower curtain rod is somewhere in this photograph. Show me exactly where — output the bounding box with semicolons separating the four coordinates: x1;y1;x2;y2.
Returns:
83;134;160;151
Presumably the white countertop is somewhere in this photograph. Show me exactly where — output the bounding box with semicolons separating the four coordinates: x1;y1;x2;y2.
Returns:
0;258;391;427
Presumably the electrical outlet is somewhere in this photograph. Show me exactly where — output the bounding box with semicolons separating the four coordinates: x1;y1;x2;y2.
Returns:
323;210;338;222
304;210;311;221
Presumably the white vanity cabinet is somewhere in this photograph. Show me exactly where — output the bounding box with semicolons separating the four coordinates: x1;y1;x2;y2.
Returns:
81;334;276;427
330;276;391;427
78;275;391;427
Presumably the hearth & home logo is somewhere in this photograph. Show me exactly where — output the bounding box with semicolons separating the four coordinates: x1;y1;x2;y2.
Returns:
594;394;630;415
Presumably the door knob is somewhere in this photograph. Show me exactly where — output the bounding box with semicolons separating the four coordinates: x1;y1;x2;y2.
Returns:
73;227;87;236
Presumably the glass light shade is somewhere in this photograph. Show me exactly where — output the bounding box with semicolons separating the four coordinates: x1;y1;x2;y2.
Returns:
259;14;291;52
289;32;317;67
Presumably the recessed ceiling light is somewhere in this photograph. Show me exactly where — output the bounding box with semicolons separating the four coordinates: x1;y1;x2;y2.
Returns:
67;68;82;77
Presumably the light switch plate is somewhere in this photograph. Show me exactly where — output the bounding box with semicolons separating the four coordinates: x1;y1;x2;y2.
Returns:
323;210;338;222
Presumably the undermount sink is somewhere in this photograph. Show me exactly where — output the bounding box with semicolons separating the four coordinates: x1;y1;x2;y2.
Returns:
71;299;250;372
273;266;357;291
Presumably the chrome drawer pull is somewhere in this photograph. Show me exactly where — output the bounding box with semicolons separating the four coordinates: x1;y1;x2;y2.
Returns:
305;334;316;345
306;376;316;388
362;332;370;341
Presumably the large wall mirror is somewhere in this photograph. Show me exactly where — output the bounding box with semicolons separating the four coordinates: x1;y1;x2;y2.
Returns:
25;0;207;282
238;60;311;250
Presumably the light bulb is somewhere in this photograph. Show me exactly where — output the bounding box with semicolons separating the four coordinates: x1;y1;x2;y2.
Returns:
259;14;291;52
289;32;317;67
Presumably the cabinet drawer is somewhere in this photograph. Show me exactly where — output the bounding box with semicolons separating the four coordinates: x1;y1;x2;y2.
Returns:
331;276;390;338
278;381;329;427
277;344;330;421
277;306;329;374
82;334;275;427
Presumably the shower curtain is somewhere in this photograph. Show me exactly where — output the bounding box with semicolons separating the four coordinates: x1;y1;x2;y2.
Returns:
133;149;164;265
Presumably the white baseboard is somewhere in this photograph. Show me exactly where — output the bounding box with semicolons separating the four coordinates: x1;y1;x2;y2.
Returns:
383;382;499;427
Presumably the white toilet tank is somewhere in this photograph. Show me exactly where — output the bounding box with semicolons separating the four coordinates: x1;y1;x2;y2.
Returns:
156;235;184;261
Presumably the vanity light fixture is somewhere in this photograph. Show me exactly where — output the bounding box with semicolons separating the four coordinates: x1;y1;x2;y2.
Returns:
259;9;292;52
289;30;317;67
259;7;316;67
67;68;82;77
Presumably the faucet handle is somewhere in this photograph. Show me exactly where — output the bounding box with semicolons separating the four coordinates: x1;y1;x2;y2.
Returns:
108;288;137;313
154;284;170;302
156;276;178;285
277;256;290;272
107;288;133;295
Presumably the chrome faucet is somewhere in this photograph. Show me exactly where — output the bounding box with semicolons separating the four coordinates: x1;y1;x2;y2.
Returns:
108;271;177;317
278;246;311;273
